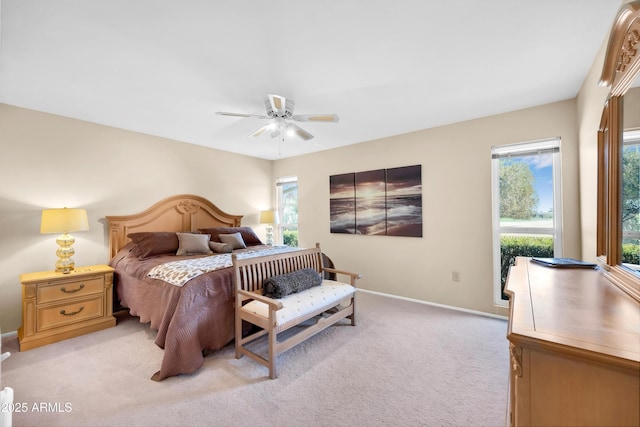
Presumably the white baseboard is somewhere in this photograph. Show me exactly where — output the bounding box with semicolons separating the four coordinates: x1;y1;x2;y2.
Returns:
0;331;17;340
357;288;508;320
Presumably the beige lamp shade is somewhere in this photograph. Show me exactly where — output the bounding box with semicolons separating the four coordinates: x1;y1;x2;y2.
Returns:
259;210;279;225
40;208;89;234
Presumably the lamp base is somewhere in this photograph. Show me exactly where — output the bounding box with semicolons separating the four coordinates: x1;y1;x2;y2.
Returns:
265;225;273;246
55;233;76;274
55;259;75;274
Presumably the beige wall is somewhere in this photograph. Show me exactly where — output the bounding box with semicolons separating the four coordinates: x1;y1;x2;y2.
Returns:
273;99;581;316
576;37;611;263
0;104;272;331
624;87;640;129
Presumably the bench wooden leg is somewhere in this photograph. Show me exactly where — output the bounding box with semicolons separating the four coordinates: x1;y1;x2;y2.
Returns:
235;303;242;359
268;327;277;379
350;297;356;326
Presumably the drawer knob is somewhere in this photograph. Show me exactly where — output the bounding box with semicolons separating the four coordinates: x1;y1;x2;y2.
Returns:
60;284;85;294
59;306;84;316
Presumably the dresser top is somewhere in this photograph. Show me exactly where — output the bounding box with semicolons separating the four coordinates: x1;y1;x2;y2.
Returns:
506;257;640;367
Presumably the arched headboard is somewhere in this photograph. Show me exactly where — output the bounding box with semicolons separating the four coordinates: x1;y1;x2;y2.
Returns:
106;194;243;258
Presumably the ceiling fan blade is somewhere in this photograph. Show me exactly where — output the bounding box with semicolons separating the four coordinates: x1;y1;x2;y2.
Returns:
250;124;273;138
216;112;268;119
268;94;287;117
292;114;339;123
288;123;314;141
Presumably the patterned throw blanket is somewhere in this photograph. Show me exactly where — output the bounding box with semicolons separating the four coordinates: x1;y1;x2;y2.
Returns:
148;246;300;287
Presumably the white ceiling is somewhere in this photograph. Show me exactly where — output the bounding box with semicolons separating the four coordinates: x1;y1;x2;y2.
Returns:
0;0;622;160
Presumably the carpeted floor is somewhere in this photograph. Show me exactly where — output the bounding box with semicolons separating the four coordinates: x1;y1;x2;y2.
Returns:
1;291;509;427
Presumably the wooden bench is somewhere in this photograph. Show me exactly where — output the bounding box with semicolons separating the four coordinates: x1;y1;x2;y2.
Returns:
232;243;361;379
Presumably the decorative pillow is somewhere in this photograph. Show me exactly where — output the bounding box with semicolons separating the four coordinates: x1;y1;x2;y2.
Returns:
198;227;263;246
209;241;232;253
127;232;179;259
263;268;322;299
176;232;213;256
218;232;247;249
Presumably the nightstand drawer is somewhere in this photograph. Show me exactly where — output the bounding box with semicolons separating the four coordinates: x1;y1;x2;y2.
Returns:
37;295;104;331
37;277;104;304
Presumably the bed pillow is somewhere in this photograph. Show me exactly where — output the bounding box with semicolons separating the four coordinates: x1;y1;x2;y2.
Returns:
176;232;213;256
198;227;263;246
127;232;180;259
263;268;322;299
209;241;232;253
218;232;247;249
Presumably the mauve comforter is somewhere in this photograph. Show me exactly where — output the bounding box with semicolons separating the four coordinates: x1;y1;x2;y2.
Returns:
110;245;242;381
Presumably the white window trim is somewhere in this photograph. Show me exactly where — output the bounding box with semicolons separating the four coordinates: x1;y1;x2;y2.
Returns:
491;137;562;307
276;176;298;246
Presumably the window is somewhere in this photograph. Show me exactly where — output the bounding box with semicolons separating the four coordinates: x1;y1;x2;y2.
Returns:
491;138;562;306
276;176;298;247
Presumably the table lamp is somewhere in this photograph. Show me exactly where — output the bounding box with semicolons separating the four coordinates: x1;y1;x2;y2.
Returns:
259;210;279;245
40;208;89;273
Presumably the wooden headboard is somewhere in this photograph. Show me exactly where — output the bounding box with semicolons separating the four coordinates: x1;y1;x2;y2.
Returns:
106;194;243;258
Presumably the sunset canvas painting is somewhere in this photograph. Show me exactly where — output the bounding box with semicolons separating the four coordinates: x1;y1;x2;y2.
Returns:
329;173;356;233
330;165;422;237
385;165;422;237
355;169;387;235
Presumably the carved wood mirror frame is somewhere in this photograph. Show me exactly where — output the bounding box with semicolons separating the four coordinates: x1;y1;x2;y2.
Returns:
598;0;640;301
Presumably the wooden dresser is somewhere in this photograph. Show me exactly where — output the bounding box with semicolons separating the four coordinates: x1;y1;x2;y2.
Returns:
18;265;116;351
505;257;640;427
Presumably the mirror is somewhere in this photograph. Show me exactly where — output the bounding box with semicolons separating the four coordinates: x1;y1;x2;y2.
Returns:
598;0;640;301
621;78;640;275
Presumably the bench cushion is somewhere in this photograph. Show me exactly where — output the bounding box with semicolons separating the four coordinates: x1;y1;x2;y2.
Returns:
263;268;322;298
242;280;355;332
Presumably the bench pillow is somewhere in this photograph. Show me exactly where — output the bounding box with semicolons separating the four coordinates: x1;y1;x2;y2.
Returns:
263;268;322;299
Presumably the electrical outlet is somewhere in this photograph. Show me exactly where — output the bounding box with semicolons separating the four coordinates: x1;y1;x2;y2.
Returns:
452;271;461;282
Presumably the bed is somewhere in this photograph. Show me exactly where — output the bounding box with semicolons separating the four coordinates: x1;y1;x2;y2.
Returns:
106;194;287;381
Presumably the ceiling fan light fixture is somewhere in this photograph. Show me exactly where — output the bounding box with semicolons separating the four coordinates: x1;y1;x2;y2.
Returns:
217;94;337;143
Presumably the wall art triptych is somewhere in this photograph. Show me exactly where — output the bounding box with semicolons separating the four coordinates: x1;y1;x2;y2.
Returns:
329;164;422;237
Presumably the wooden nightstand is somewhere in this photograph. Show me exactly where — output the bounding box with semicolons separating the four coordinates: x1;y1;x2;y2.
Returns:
18;265;116;351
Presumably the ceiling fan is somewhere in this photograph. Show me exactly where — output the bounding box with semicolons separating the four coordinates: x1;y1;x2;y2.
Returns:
216;94;339;142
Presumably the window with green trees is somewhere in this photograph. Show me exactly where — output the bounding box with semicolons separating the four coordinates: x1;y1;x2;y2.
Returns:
277;176;298;247
491;138;562;305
